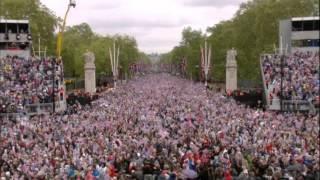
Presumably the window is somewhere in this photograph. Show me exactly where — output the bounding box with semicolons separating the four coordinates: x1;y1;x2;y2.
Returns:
0;42;7;49
18;24;29;34
292;39;319;47
313;39;319;47
304;39;312;46
292;40;303;47
314;20;319;31
0;23;5;33
292;21;303;31
303;21;314;31
292;20;320;31
7;23;18;33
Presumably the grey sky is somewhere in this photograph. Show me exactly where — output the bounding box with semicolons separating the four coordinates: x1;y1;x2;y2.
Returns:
41;0;247;53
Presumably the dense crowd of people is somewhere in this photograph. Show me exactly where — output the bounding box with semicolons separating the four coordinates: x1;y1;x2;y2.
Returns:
262;51;319;103
1;74;319;179
0;56;64;113
229;89;264;109
65;91;99;114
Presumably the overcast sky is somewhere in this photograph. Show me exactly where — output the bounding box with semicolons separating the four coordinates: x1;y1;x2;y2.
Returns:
40;0;247;54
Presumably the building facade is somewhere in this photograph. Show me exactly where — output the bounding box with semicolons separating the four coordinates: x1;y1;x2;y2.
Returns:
0;19;32;58
279;16;319;53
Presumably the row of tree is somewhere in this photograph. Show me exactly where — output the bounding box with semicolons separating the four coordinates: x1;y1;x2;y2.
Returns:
62;23;149;78
160;0;318;84
1;0;149;79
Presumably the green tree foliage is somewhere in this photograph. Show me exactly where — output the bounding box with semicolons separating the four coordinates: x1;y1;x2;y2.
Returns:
62;23;95;77
1;1;147;79
62;24;144;78
0;0;57;54
138;52;152;64
160;27;205;80
161;0;317;83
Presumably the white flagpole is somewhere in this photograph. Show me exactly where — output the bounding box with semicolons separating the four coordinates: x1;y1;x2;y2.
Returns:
205;40;207;65
44;47;47;59
200;45;204;70
208;45;211;71
203;40;211;87
113;41;116;77
116;46;120;78
109;41;120;88
32;46;36;57
109;48;113;76
38;34;41;58
280;36;283;55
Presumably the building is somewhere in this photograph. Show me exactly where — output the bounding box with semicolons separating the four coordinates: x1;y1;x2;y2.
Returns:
148;53;160;63
0;18;32;58
279;16;319;53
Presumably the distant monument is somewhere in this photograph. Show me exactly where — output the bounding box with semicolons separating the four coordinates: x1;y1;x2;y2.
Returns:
226;48;237;91
84;50;96;94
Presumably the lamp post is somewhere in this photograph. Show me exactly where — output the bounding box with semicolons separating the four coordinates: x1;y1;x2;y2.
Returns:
280;53;284;112
53;0;75;113
56;0;76;60
52;58;56;113
279;36;286;112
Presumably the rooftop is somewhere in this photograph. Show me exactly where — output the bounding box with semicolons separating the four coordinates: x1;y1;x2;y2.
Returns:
0;19;29;24
291;16;319;21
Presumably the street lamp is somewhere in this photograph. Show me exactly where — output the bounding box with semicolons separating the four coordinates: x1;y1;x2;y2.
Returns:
53;0;75;113
52;58;56;113
69;0;76;8
56;0;76;60
279;37;286;112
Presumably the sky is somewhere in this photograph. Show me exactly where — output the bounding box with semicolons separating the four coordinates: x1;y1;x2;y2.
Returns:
40;0;247;54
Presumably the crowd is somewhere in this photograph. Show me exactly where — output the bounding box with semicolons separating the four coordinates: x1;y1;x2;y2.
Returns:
66;91;99;114
0;56;64;113
67;91;98;107
0;74;319;179
262;51;319;103
229;89;264;109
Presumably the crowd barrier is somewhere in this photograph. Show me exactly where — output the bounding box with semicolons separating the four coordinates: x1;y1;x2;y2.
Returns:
24;101;66;115
0;113;28;120
0;101;66;120
281;100;312;112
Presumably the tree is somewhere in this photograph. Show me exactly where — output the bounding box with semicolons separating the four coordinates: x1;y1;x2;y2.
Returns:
161;27;205;80
163;0;317;85
62;23;95;77
62;24;143;78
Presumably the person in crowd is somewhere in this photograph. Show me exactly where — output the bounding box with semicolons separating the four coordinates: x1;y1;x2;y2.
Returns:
1;74;319;179
262;51;319;103
0;55;64;113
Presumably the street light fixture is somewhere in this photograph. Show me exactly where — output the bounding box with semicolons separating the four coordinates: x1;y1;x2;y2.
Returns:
52;58;56;113
53;0;76;113
70;0;76;8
